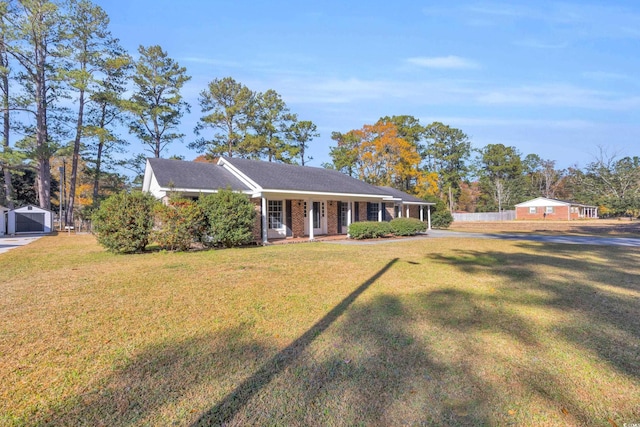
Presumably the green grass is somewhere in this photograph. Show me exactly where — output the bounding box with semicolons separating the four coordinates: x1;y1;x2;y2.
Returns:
1;234;639;426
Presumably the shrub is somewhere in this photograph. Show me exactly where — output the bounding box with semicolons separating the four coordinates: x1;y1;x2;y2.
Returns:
390;217;427;236
92;191;157;253
348;221;393;239
432;210;453;228
199;189;256;248
152;198;205;251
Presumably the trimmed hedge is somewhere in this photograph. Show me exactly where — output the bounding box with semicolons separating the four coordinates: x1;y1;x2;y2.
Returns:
348;221;393;239
390;217;427;236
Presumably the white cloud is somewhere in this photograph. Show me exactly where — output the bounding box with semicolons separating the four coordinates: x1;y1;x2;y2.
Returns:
406;56;480;70
476;84;640;110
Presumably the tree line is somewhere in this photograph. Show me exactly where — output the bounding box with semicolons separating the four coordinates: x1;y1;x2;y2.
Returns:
1;0;638;223
325;117;640;217
0;0;318;225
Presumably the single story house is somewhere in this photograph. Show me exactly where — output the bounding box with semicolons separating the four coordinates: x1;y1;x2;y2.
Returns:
7;205;55;234
515;197;598;220
0;205;8;236
143;157;435;243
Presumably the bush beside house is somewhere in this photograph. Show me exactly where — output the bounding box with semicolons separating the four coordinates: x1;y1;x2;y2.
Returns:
92;189;257;253
153;199;206;251
199;189;257;248
92;192;156;253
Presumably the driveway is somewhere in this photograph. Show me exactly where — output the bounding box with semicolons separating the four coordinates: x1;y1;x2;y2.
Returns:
0;235;43;255
424;229;640;247
326;230;640;247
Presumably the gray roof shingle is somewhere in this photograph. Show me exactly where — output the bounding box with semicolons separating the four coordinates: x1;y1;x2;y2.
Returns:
376;186;433;204
148;158;250;192
222;157;387;196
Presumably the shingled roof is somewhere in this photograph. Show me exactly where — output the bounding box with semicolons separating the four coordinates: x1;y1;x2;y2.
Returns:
376;186;430;204
147;158;250;192
221;157;387;196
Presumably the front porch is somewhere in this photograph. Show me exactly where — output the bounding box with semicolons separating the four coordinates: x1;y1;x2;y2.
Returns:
256;196;432;244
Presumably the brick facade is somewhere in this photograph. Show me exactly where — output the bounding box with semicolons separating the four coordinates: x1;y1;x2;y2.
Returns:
291;200;305;237
516;205;573;220
327;201;339;235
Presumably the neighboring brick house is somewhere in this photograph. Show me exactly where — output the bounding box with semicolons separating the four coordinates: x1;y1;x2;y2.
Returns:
143;157;434;243
515;197;598;220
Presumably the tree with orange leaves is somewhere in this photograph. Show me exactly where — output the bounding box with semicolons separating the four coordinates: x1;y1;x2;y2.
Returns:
352;120;421;188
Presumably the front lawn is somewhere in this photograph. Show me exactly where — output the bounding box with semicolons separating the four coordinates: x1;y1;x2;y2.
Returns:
1;234;638;426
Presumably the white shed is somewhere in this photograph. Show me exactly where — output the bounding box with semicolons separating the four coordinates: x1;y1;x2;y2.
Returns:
7;205;54;234
0;205;8;236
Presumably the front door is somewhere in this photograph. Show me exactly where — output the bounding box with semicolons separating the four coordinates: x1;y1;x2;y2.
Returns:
304;201;326;235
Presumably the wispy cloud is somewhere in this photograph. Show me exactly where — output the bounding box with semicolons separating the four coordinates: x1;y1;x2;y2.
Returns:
582;71;630;81
476;84;640;110
406;55;480;70
181;56;242;68
513;39;569;49
428;116;594;129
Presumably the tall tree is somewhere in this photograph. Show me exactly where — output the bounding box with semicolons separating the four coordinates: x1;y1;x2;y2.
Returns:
354;121;421;187
245;89;296;162
84;49;130;205
286;119;318;166
326;130;360;176
125;45;190;158
3;0;65;210
64;0;119;224
378;115;425;191
477;143;524;212
0;2;15;208
522;154;565;199
190;76;255;158
581;147;640;215
423;122;471;211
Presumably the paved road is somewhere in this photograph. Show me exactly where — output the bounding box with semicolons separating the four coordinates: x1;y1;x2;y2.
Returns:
327;230;640;247
424;229;640;247
0;235;42;255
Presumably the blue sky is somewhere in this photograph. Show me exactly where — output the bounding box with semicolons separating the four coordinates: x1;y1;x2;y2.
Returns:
100;0;640;169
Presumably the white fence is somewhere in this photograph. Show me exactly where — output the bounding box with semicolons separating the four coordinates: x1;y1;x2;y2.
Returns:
452;210;516;222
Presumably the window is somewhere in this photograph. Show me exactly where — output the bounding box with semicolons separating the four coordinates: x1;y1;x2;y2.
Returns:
545;206;554;214
367;202;379;221
268;200;283;229
529;207;537;214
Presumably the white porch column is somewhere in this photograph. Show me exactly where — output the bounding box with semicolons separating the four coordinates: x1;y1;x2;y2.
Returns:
427;206;432;230
406;205;410;218
261;197;268;243
378;203;383;222
308;200;314;240
420;206;424;221
398;204;402;218
347;201;352;237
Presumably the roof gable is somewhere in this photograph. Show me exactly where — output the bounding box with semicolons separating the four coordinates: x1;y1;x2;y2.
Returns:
147;158;251;192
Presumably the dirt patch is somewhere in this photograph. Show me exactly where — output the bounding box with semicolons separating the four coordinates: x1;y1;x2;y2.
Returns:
449;219;640;235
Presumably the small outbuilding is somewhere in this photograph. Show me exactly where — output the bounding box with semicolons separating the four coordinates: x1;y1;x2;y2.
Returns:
7;205;54;234
0;205;8;236
515;197;598;220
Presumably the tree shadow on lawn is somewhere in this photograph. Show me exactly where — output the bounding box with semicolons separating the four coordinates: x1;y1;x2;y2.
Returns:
35;245;640;426
35;325;278;427
426;243;640;422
